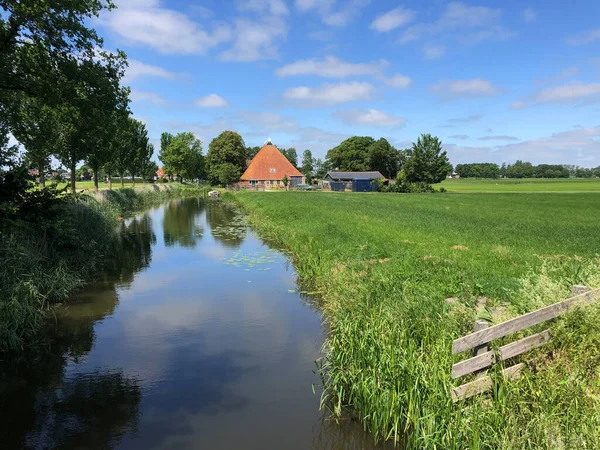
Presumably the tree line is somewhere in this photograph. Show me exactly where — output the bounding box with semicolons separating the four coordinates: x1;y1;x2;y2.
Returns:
314;134;453;185
0;0;156;195
455;161;600;179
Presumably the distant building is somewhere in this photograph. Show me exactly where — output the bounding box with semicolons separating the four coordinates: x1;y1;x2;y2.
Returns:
323;171;386;182
239;139;303;188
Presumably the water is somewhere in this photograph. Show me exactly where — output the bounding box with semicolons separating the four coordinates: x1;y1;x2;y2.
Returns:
0;199;387;449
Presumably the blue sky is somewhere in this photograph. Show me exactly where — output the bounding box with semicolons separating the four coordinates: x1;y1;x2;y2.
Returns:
95;0;600;166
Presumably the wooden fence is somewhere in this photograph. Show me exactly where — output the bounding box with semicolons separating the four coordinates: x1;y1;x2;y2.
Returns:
451;285;600;402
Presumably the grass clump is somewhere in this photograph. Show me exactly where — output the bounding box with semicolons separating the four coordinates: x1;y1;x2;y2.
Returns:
0;184;207;353
234;191;600;448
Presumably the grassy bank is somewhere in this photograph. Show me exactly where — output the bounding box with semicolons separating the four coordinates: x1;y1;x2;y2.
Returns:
0;184;207;352
233;191;600;448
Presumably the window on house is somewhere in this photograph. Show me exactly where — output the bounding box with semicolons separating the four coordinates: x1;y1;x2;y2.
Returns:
270;168;276;173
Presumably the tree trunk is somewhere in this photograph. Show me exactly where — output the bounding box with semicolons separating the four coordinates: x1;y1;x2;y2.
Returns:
93;168;99;192
132;175;135;187
108;175;112;190
70;161;76;193
39;165;46;189
120;174;124;188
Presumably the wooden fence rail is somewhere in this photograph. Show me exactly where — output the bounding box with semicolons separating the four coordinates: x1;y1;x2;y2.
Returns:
451;285;600;402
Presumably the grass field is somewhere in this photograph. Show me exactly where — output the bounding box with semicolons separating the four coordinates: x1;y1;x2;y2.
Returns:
234;191;600;449
436;177;600;193
53;179;141;190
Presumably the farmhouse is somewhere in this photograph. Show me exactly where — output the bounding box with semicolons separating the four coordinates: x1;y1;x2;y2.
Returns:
240;139;303;188
324;171;386;182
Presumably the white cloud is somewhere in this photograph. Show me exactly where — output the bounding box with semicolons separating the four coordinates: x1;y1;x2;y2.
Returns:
512;82;600;109
423;44;445;60
196;94;229;108
370;7;415;33
295;0;372;27
308;30;333;41
125;59;181;82
533;68;579;86
399;2;511;44
430;78;500;100
448;114;483;123
478;135;520;141
220;17;286;61
523;8;536;22
162;119;235;143
130;90;167;104
332;109;406;127
567;28;600;45
276;56;387;78
446;126;600;166
449;135;469;140
238;112;298;132
238;0;289;16
382;73;413;88
461;26;515;44
102;0;232;54
289;126;351;157
283;81;375;105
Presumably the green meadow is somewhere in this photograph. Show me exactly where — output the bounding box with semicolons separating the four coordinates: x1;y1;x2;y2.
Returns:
437;177;600;193
234;190;600;449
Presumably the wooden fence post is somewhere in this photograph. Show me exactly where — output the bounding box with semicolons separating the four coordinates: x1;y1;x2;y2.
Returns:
473;320;489;378
473;320;490;356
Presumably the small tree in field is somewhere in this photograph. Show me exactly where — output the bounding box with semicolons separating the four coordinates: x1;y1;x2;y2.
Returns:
402;134;451;184
282;174;289;189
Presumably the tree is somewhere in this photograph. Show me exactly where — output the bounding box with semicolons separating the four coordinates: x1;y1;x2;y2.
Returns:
301;149;314;182
140;158;158;182
158;132;174;180
55;50;129;192
1;1;118;196
454;163;500;179
110;114;135;188
313;158;329;179
211;162;241;186
163;132;204;183
127;119;150;186
246;146;261;159
206;131;246;186
281;147;298;166
9;94;61;188
0;0;114;99
282;174;289;189
326;136;375;171
368;138;398;179
402;134;451;184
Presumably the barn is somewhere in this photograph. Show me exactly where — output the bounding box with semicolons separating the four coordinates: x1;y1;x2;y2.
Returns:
239;140;304;188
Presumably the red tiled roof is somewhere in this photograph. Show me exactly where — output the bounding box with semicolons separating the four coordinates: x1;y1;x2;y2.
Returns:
240;144;302;181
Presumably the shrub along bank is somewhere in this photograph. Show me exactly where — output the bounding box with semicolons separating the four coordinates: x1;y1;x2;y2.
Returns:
232;191;600;449
0;184;207;352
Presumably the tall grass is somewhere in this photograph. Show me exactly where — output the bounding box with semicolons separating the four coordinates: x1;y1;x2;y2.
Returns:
0;185;207;353
234;191;600;448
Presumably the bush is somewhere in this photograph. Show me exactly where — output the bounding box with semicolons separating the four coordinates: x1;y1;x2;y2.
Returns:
378;181;436;193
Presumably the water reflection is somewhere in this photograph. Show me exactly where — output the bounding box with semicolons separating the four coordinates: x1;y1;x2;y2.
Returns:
0;215;155;449
206;203;246;248
0;200;386;450
163;199;204;248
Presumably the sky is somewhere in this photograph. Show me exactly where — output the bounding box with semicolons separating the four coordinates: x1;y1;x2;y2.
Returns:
94;0;600;167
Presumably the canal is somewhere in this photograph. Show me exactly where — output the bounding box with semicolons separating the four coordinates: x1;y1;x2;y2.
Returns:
0;199;386;449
